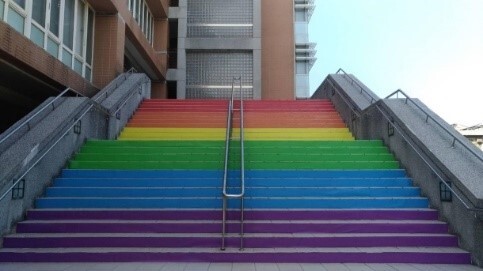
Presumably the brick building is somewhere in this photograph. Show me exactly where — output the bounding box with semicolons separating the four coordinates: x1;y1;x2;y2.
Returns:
0;0;315;131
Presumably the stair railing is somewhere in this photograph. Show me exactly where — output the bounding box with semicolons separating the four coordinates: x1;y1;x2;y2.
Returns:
385;89;483;163
374;102;483;214
221;76;245;251
328;70;483;215
336;68;378;104
0;70;144;205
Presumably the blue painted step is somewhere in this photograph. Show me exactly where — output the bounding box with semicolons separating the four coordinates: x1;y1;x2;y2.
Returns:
53;178;413;188
35;197;429;209
45;187;421;198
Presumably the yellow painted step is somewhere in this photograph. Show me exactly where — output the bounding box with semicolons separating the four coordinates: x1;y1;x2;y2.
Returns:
118;128;354;141
120;128;351;133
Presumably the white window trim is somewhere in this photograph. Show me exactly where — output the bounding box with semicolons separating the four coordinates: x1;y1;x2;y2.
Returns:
128;0;154;46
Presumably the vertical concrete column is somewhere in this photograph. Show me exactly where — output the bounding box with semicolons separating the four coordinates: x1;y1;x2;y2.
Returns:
252;0;262;100
92;14;126;89
261;0;295;100
177;0;188;99
153;19;169;52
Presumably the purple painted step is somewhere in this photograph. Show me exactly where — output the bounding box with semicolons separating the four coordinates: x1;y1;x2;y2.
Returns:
16;221;449;234
3;235;458;248
0;249;471;264
26;209;439;221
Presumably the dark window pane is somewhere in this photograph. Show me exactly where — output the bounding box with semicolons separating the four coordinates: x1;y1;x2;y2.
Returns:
50;0;60;36
86;8;94;64
32;0;46;27
12;0;25;9
63;0;75;49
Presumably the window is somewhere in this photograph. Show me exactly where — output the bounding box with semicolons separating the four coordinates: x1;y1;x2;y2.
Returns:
12;0;24;9
1;0;94;81
127;0;154;45
296;62;308;74
30;24;44;47
63;0;75;49
74;0;85;56
7;5;24;33
0;1;5;20
50;0;60;36
85;8;93;65
47;37;59;57
32;0;46;26
295;10;305;22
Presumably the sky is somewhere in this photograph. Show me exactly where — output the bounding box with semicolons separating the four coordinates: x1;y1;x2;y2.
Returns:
308;0;483;126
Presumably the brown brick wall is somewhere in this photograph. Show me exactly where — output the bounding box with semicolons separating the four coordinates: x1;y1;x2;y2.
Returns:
153;19;168;52
261;0;295;100
92;15;126;89
0;21;97;96
1;0;169;97
113;0;167;81
151;82;167;99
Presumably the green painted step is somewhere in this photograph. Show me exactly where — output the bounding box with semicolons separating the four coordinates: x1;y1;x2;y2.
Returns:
82;140;386;148
69;160;399;170
78;146;391;155
73;153;396;162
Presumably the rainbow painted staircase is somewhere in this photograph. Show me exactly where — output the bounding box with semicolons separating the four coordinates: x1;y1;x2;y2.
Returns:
0;99;471;264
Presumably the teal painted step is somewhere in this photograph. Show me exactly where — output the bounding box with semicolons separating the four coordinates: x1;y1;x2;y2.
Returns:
53;177;413;188
69;161;399;170
35;197;429;209
45;187;421;198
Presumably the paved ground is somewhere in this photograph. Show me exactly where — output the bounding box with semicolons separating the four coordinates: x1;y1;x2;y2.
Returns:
0;263;481;271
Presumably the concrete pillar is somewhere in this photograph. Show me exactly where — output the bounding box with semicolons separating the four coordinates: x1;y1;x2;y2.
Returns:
261;0;295;100
92;14;126;89
151;82;167;99
154;19;169;52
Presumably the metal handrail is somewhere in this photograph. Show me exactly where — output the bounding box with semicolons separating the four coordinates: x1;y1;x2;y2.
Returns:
385;89;483;163
93;68;137;104
0;104;94;202
221;76;245;251
0;88;71;146
336;68;378;104
324;77;361;119
0;70;145;204
0;83;119;148
375;103;483;213
325;75;482;213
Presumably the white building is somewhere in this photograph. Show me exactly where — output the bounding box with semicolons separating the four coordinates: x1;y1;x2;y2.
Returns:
453;124;483;150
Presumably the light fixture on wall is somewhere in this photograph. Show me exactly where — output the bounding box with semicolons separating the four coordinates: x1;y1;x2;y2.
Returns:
440;181;453;202
74;120;82;134
12;179;25;200
387;121;395;137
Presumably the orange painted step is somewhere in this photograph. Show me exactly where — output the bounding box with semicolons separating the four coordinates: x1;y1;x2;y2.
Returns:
138;101;337;112
131;111;343;118
126;122;347;128
127;117;346;127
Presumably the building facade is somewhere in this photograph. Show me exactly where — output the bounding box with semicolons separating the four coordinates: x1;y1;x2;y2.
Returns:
294;0;316;98
0;0;316;132
0;0;169;132
454;124;483;151
167;0;316;99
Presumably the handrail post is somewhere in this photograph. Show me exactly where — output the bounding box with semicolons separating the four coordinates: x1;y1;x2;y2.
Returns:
239;76;245;251
221;76;245;251
221;197;227;250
